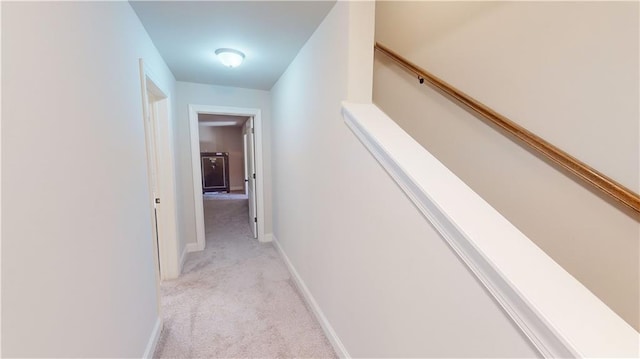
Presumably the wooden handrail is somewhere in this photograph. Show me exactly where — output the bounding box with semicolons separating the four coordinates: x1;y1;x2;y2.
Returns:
374;42;640;214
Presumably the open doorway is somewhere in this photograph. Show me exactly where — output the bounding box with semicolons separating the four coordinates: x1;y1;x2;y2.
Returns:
199;115;247;193
139;60;180;283
188;105;266;252
197;114;258;239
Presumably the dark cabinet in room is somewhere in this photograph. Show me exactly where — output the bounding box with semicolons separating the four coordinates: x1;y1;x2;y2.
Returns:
201;152;230;193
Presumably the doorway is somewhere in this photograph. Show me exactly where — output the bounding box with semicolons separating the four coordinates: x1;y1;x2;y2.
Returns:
188;105;266;251
139;59;180;282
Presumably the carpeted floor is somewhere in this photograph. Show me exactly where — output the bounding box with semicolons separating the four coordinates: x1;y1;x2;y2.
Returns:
154;192;336;358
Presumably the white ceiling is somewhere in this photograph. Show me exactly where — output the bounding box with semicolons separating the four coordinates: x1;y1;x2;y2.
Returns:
130;1;336;90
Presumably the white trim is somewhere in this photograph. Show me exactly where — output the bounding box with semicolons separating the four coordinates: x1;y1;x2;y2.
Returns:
0;3;3;353
186;242;204;253
179;245;188;274
252;112;267;243
188;104;206;252
188;105;267;247
273;236;350;359
341;102;639;358
142;317;163;359
139;59;180;283
263;233;274;243
230;185;244;191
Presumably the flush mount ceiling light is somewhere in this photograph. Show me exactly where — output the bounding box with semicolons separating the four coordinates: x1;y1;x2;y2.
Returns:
215;48;245;68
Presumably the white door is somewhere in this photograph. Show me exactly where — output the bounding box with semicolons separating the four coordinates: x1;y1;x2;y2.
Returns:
144;94;162;275
243;133;249;196
245;117;258;238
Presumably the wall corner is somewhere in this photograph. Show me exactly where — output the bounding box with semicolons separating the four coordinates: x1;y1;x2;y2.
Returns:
346;0;376;103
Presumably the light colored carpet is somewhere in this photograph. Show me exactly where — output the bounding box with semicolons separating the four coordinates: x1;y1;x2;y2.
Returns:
154;193;337;358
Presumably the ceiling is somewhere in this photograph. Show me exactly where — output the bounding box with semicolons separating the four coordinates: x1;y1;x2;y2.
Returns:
130;1;336;90
198;114;248;127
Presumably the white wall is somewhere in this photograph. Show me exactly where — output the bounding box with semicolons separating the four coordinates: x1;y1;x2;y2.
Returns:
175;82;272;245
270;2;540;357
373;1;639;330
2;2;175;357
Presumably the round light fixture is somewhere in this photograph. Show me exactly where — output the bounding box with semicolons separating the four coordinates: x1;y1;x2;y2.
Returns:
215;48;245;68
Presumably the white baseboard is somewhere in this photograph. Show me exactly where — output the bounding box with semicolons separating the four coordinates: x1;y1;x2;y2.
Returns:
186;242;204;253
272;235;350;358
260;233;274;243
142;317;163;359
179;245;188;274
230;186;244;191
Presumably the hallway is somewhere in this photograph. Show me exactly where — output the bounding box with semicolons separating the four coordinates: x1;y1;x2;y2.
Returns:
154;193;336;358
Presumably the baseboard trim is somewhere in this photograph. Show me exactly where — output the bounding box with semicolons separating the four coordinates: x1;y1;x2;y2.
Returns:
273;235;350;358
260;233;274;243
230;186;244;191
179;245;188;274
186;242;204;253
142;317;163;359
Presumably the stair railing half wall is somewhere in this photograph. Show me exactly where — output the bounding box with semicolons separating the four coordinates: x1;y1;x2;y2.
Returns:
374;42;640;215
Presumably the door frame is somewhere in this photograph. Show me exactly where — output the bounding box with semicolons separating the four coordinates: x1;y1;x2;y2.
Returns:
188;105;267;249
243;133;249;196
243;118;258;238
139;59;181;281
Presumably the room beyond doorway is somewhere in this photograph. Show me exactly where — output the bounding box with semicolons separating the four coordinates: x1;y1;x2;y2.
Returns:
197;113;258;240
188;105;267;252
198;114;249;194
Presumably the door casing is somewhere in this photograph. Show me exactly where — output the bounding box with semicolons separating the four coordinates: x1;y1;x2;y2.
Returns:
139;59;181;282
244;117;258;238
